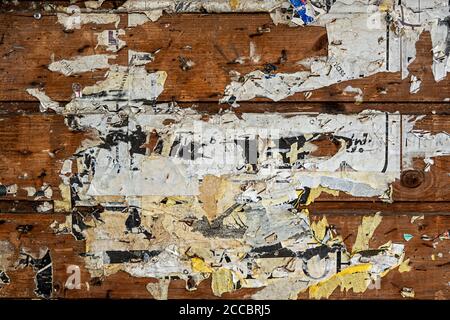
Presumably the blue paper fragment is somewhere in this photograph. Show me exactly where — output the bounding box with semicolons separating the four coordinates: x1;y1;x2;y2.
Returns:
403;233;414;242
290;0;315;24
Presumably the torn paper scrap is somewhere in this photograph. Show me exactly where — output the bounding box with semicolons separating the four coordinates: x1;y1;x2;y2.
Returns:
146;279;170;300
17;248;53;299
120;0;287;15
403;234;413;242
221;1;450;105
48;54;115;76
343;86;363;103
352;212;382;253
85;0;105;10
96;30;126;53
128;49;156;66
57;6;120;31
26;88;61;113
80;65;167;102
401;287;415;298
403;116;450;169
410;75;422;94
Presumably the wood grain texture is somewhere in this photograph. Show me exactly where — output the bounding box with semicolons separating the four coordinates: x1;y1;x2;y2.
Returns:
0;212;448;299
0;114;87;201
0;7;449;300
1;112;449;204
0;13;449;103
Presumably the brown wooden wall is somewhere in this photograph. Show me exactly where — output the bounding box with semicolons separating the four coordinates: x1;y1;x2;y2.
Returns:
0;1;449;300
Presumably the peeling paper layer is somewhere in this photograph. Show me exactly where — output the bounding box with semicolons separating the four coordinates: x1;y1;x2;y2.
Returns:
57;11;120;30
26;88;61;112
121;0;286;14
62;110;406;200
96;30;126;53
220;1;450;106
35;100;449;300
30;3;450;299
45;107;446;299
77;65;166;102
48;54;115;76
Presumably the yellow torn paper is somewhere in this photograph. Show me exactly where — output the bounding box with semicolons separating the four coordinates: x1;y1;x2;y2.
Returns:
398;258;412;273
54;183;71;212
212;268;234;297
191;257;213;273
306;186;339;206
309;264;372;299
229;0;240;9
352;212;383;253
311;216;329;242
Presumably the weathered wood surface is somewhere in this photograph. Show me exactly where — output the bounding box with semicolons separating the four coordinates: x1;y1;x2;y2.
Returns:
1;13;449;103
1;112;449;204
0;5;449;300
0;213;448;299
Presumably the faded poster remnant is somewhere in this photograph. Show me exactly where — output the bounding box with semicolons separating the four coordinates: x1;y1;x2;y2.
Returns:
57;5;120;30
48;54;115;76
96;30;126;53
17;248;53;299
221;1;450;106
0;241;14;288
26;89;61;113
22;3;449;299
45;104;448;299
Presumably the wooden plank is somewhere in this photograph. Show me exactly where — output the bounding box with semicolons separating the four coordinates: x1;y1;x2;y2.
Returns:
1;13;449;103
0;114;87;200
1;101;450;115
1;112;448;203
0;212;447;299
0;2;449;302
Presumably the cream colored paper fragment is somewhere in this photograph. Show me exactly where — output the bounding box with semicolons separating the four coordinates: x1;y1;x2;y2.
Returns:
96;30;126;53
85;0;105;10
26;88;60;113
48;54;115;76
57;12;120;30
212;268;234;297
352;212;383;253
398;258;412;273
54;183;72;212
146;279;170;300
81;66;166;101
199;175;240;222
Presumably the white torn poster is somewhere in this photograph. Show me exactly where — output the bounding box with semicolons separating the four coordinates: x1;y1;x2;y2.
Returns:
430;18;450;82
220;1;450;106
57;9;120;31
48;54;115;76
120;0;286;27
30;0;449;300
120;0;286;14
79;65;167;101
58;107;450;207
221;11;397;105
40;104;447;299
128;49;156;66
403;115;450;169
26;88;61;113
96;30;126;53
410;75;422;94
